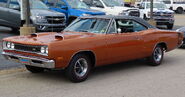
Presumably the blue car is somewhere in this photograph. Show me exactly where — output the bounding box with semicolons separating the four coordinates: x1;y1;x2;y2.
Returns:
42;0;105;24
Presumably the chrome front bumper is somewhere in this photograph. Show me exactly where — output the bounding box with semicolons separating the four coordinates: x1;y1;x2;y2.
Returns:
2;52;55;69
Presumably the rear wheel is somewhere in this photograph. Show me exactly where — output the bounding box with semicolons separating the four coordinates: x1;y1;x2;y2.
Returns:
25;65;45;73
176;7;183;14
65;54;92;82
147;45;164;66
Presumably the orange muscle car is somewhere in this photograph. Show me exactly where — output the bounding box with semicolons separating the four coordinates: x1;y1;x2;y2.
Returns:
2;16;184;82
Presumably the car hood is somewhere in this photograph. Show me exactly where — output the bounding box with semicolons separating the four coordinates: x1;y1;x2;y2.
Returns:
146;8;174;13
104;6;139;15
76;8;105;15
3;32;96;45
31;9;65;16
109;6;138;11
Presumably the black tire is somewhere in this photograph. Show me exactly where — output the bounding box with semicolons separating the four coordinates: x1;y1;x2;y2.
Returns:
167;24;174;29
144;14;148;20
11;28;19;33
25;65;45;73
179;45;185;48
65;54;92;82
176;7;183;14
147;45;164;66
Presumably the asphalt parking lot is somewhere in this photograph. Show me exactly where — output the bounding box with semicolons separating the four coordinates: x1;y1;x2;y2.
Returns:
0;14;185;97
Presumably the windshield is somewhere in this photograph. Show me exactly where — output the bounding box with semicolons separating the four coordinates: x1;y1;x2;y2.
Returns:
30;0;49;9
102;0;122;7
66;0;89;9
146;3;167;9
63;18;110;34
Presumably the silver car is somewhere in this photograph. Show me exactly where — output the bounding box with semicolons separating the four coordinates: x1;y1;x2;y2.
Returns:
0;0;66;32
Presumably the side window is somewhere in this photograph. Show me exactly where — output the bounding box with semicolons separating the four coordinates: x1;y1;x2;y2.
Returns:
140;3;145;9
107;20;117;34
116;19;134;33
9;0;20;10
56;0;66;8
115;19;147;33
93;0;104;8
83;0;93;6
133;21;147;32
0;0;7;7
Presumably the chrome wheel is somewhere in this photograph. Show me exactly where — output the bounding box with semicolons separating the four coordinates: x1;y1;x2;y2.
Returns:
74;58;88;77
154;47;163;62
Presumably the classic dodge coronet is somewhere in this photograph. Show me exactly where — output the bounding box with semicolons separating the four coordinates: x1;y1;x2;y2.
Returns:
2;16;183;82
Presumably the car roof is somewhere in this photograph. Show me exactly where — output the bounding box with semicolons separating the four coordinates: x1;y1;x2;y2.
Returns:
80;15;155;29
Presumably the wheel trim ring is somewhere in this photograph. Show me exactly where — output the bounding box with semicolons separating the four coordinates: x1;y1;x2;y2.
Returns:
154;47;162;62
74;58;88;77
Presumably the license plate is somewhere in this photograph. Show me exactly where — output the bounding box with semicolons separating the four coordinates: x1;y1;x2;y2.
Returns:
20;58;29;64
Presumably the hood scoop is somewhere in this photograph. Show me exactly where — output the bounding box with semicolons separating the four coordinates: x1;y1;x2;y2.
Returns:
30;33;38;37
55;34;64;40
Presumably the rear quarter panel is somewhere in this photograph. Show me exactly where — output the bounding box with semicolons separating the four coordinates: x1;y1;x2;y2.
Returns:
142;29;180;56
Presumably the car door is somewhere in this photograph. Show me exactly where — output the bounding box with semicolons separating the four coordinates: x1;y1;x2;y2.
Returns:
105;19;147;64
0;0;13;27
7;0;21;28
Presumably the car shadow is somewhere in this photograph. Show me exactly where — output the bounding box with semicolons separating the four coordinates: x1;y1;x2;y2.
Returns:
13;52;183;84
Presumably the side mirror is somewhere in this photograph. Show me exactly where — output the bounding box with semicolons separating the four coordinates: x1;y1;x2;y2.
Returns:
61;6;68;10
10;5;20;10
117;28;122;33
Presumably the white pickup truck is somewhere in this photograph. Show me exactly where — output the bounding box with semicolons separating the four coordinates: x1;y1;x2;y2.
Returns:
161;0;185;14
139;2;175;29
82;0;140;17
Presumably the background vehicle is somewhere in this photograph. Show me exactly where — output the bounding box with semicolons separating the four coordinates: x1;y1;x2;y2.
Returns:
139;2;174;29
2;16;183;82
0;0;66;32
82;0;140;17
42;0;105;24
161;0;185;14
176;27;185;48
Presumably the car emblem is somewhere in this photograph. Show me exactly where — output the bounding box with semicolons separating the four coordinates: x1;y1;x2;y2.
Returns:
32;48;36;51
54;18;60;21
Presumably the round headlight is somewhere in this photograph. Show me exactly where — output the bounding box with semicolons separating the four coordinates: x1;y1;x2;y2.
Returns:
7;42;11;48
41;47;46;53
11;43;15;49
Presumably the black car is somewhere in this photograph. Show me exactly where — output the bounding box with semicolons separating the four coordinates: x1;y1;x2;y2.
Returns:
176;27;185;48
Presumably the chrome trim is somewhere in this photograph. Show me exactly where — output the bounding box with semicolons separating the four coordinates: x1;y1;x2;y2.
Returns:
3;49;48;56
2;52;55;69
3;42;48;56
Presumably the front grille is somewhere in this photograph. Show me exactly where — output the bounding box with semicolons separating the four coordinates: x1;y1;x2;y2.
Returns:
46;16;65;24
14;44;41;53
129;11;140;17
153;12;172;18
155;19;169;21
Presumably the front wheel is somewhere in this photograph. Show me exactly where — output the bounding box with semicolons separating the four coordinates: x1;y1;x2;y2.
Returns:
65;54;92;82
147;45;164;66
167;24;174;29
25;65;45;73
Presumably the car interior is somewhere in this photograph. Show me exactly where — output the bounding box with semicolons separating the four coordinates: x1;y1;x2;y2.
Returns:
115;19;147;33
